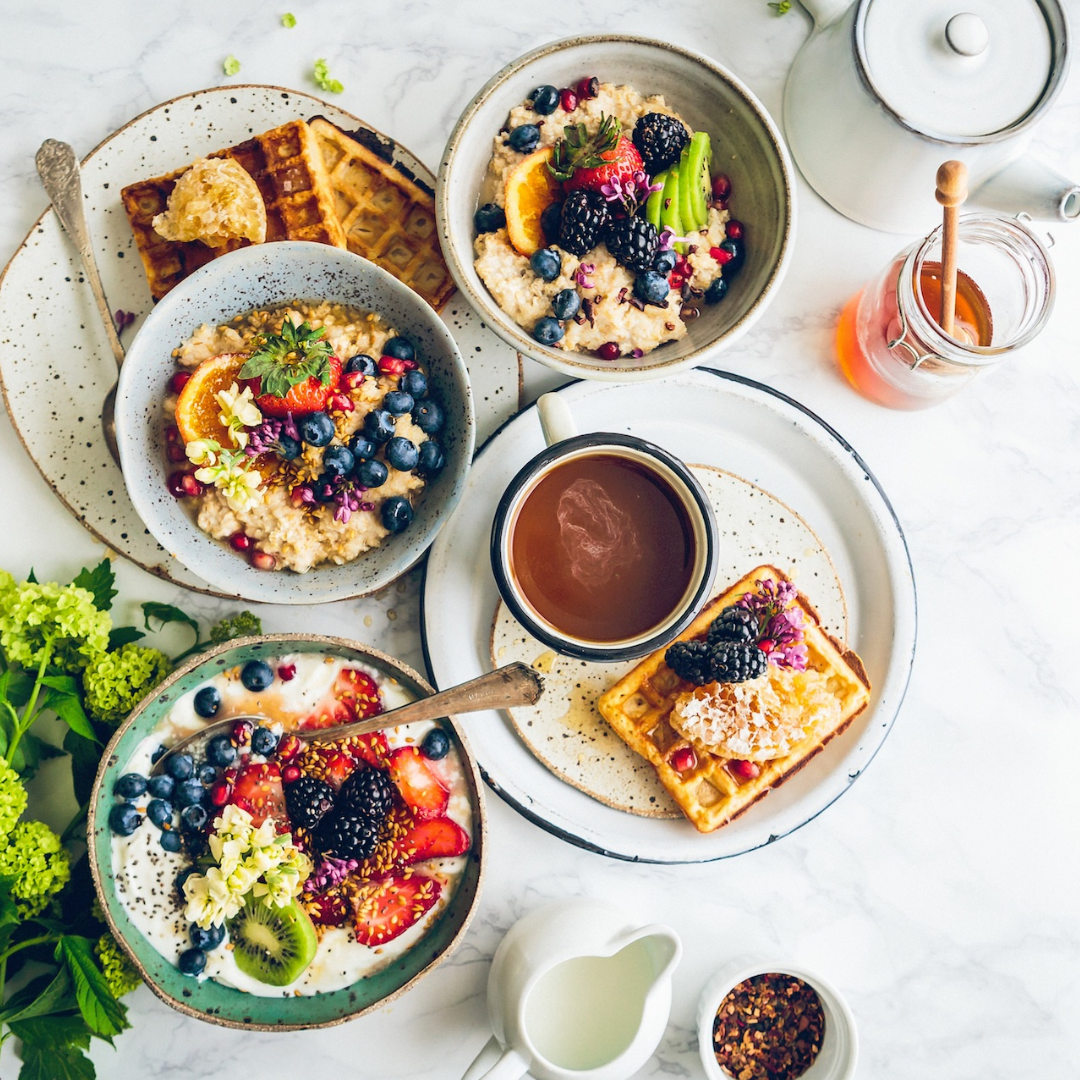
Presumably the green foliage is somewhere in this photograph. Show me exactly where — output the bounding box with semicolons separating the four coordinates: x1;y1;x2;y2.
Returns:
81;644;169;726
209;610;262;645
0;580;110;674
55;936;129;1038
94;934;141;999
281;11;296;27
769;0;792;12
0;821;70;918
313;58;344;94
0;755;27;836
240;319;332;398
223;55;241;76
69;562;116;613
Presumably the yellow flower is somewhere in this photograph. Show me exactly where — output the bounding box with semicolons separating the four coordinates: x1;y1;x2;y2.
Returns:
215;382;262;449
193;450;264;513
186;438;223;467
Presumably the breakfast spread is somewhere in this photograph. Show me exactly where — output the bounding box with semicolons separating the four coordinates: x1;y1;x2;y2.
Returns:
164;302;447;573
105;652;472;996
472;76;745;358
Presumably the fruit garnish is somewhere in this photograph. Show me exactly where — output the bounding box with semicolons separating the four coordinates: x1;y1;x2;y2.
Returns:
731;581;808;670
352;872;442;946
386;747;449;820
304;888;351;928
239;319;340;414
631;112;690;179
659;170;684;248
229;761;286;827
298;668;383;732
394;817;470;865
152;157;266;249
504;146;563;257
681;132;712;232
549;114;644;196
295;745;356;791
174;353;249;446
669;746;697;774
350;731;391;769
227;894;318;986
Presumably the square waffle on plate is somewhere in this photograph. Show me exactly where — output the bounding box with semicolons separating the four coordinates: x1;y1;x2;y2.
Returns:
598;565;871;833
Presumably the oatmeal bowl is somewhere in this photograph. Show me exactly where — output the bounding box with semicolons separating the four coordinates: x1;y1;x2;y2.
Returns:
114;242;474;603
437;35;795;381
87;634;486;1030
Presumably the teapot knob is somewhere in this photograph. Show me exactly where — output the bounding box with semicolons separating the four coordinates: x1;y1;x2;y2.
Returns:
945;12;990;56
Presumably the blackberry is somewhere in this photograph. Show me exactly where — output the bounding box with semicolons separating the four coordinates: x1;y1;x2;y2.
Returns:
314;810;380;861
558;190;610;257
603;216;659;273
632;113;690;176
711;641;769;684
707;607;760;646
337;767;394;824
284;775;336;831
665;640;716;686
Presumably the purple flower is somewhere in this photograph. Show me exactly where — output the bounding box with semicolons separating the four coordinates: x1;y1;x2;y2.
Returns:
599;171;663;215
574;262;596;289
245;417;283;456
736;579;807;670
303;854;358;894
331;475;367;522
293;483;316;506
114;309;136;333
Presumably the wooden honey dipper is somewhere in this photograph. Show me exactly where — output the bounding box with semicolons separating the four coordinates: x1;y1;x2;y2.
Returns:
935;160;969;337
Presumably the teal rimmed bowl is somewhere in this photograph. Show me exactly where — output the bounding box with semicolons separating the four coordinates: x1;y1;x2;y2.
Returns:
87;634;486;1031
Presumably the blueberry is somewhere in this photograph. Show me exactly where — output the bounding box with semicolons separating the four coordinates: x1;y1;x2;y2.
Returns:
540;201;563;243
175;779;206;808
193;686;221;718
551;289;580;320
705;277;729;304
346;354;378;376
299;412;335;447
348;433;378;460
653;249;677;275
150;745;166;765
416;440;446;479
508;124;541;153
251;727;278;756
363;409;397;445
354;457;389;489
421;728;451;760
400;370;428;398
189;922;226;951
206;735;236;768
385;437;419;472
412;399;444;435
114;773;147;800
633;270;670;305
181;804;209;832
178;948;206;977
529;85;560;115
530;248;561;282
383;337;415;362
312;473;338;503
277;434;303;460
383;390;415;416
160;829;183;853
533;316;564;346
241;660;274;692
381;496;414;533
165;753;194;781
321;444;355;476
108;803;141;837
147;799;173;827
147;774;175;799
717;239;745;276
197;763;217;785
473;203;506;233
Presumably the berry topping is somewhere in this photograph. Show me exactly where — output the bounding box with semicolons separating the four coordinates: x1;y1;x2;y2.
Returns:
394;816;470;864
707;607;761;646
412;399;445;435
530;247;562;282
400;370;428;398
533;316;565;347
631;112;690;176
114;773;147;800
551;288;581;321
726;220;745;241
321;445;355;476
229;532;253;552
529;84;560;115
597;342;621;361
229;761;286;827
169;370;192;395
729;759;761;780
560;88;578;113
209;781;231;807
299;668;383;731
175;779;206;808
705;278;728;305
383;390;415;416
281;764;302;783
383;337;416;362
363;408;397;445
574;76;599;100
160;829;183;853
190;922;226;951
165;753;195;781
241;660;274;692
385;436;419;472
147;775;174;799
276;733;301;760
669;746;698;774
108;803;141;837
381;496;414;533
250;550;278;572
558;189;611;257
146;799;173;827
474;202;507;233
337;767;395;825
352;873;441;946
509;124;541;154
178;948;206;977
345;354;378;377
378;355;407;376
284;775;336;830
277;663;297;682
550;115;643;196
604;215;660;273
314;805;380;861
633;270;670;306
387;746;449;820
712;173;732;201
251;726;279;756
240;321;341;417
299;411;335;447
416;440;446;479
354;458;389;489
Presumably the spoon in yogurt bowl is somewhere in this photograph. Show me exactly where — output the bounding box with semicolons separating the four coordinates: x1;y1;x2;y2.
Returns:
150;661;544;776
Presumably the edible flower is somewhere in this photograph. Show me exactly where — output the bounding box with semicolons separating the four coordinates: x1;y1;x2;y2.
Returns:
215;382;262;449
188;440;265;513
245;413;300;457
736;579;808;670
599;170;662;216
574;262;596;289
304;853;357;894
223;55;241;77
313;58;344;94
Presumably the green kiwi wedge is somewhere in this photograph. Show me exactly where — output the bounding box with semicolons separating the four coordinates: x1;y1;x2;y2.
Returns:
685;132;712;231
677;147;695;235
645;169;667;228
227;894;318;986
660;170;683;249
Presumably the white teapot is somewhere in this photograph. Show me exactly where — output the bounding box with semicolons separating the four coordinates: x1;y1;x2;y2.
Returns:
784;0;1080;233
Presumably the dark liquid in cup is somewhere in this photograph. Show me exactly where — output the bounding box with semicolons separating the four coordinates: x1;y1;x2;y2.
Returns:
510;453;696;643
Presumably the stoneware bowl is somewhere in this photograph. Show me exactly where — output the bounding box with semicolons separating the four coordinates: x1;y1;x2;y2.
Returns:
87;634;486;1031
113;242;475;604
697;957;858;1080
437;34;795;382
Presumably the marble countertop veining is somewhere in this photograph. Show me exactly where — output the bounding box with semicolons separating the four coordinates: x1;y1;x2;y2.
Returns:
1;1;1079;1077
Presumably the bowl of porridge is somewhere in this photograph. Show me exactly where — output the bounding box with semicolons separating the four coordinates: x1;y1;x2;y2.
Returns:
437;35;796;381
114;242;474;603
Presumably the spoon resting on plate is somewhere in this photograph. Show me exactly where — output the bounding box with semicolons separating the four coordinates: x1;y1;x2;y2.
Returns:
151;661;544;776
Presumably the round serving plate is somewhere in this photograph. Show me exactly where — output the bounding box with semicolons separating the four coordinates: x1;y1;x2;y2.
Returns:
0;84;519;598
421;370;916;863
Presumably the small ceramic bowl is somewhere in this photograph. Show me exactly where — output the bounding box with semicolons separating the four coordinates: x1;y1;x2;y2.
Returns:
114;242;475;604
87;634;486;1031
697;958;858;1080
437;34;795;382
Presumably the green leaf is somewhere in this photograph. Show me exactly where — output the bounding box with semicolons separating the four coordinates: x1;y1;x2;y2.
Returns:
141;602;199;640
4;667;35;708
63;730;101;807
12;1016;96;1080
54;936;129;1039
0;967;75;1024
38;685;97;743
7;734;65;779
107;626;144;649
0;874;20;930
26;569;38;584
313;58;344;94
223;54;241;77
70;561;117;613
239;320;332;400
17;1042;96;1080
281;11;296;26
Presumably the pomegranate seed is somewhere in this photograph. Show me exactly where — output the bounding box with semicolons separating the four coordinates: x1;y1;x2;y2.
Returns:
165;424;181;444
167;471;189;498
726;220;745;241
670;746;697;773
575;76;599;100
729;759;761;780
232;721;253;745
401;358;419;370
758;639;775;654
166;442;187;463
712;173;732;201
378;356;407;376
250;550;277;571
210;781;231;806
276;733;301;760
169;370;192;395
669;272;684;289
282;764;301;783
711;246;735;265
328;392;354;412
228;532;251;552
277;663;297;682
343;370;365;390
180;474;204;497
560;88;578;112
597;342;621;361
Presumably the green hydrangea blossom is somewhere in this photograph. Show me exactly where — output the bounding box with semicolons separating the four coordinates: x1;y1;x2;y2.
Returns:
0;820;70;917
0;580;111;674
95;932;142;998
0;756;27;837
82;644;171;725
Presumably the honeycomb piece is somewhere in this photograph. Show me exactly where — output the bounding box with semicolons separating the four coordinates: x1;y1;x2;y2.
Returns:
152;158;267;249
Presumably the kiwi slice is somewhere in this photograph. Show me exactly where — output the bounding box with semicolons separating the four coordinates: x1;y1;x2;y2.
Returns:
227;894;318;987
645;169;667;229
686;132;712;231
660;170;683;250
677;147;695;235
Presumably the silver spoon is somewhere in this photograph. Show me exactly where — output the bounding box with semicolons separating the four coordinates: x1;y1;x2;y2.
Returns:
151;662;544;775
35;138;125;468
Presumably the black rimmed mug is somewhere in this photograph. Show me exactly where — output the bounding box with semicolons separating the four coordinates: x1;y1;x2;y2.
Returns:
490;394;719;664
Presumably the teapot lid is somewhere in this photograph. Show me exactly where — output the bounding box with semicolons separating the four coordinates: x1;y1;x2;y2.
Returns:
857;0;1063;140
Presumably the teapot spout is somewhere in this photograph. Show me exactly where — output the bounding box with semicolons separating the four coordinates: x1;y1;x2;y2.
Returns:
972;155;1080;223
799;0;855;29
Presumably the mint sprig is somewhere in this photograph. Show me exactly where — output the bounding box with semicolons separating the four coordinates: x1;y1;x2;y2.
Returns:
239;320;333;400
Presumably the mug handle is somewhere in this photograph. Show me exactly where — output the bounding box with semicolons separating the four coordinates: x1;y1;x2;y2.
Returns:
537;392;578;446
461;1035;530;1080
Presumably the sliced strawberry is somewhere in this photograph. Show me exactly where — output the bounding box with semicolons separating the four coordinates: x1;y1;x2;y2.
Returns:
394;817;469;865
304;889;351;928
352;872;441;946
386;747;449;821
299;667;383;731
228;761;286;827
250;355;343;417
298;745;356;791
351;731;390;769
564;135;643;194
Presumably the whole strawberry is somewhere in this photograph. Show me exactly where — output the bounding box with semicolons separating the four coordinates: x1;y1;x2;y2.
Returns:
549;114;644;195
239;319;343;417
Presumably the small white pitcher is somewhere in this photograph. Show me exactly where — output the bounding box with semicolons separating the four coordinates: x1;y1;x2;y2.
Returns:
462;898;682;1080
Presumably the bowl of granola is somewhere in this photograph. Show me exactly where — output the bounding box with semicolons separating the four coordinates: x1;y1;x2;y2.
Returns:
114;242;474;603
437;35;795;381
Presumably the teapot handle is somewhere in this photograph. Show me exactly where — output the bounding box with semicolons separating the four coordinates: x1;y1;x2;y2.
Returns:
799;0;854;29
461;1036;529;1080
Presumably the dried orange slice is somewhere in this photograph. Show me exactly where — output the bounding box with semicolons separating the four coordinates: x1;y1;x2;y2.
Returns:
174;352;249;446
504;147;562;257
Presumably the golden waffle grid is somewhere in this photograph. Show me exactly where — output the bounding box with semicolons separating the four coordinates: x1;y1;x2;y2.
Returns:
597;566;871;833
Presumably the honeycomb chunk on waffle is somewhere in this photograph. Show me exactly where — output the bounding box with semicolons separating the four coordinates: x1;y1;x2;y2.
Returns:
121;119;347;300
308;117;455;311
597;566;871;834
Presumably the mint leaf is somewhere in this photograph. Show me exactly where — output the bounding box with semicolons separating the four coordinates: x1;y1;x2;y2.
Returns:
141;601;199;642
55;936;129;1038
71;561;116;612
223;55;241;76
107;626;144;649
281;12;296;26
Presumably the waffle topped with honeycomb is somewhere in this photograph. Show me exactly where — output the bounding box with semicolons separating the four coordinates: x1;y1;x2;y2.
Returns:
597;566;871;833
121;119;347;300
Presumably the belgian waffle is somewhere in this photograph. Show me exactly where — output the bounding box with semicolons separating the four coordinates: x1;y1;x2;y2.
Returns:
597;566;871;833
121;119;347;300
308;117;455;311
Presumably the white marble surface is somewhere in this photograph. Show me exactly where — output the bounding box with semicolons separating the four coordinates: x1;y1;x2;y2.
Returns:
2;1;1079;1077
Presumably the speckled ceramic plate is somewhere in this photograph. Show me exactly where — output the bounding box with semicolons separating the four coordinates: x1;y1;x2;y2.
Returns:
87;634;485;1031
421;370;917;863
0;84;521;597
